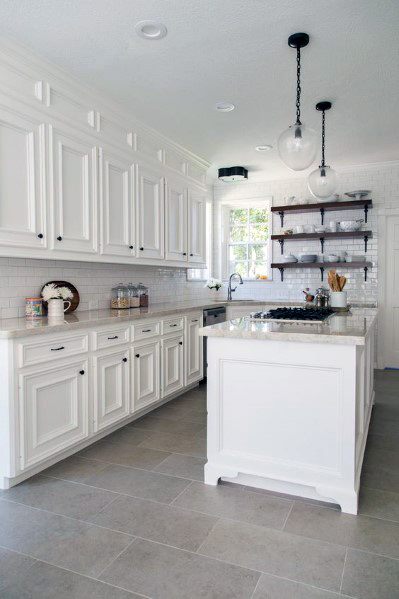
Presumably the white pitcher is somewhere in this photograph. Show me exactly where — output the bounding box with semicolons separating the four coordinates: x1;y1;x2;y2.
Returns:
47;298;71;322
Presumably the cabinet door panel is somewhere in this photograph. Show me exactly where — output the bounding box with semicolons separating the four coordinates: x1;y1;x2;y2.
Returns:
93;349;130;432
0;107;46;248
50;126;97;253
188;189;206;264
161;334;184;398
137;164;164;259
165;178;187;262
100;148;135;257
19;360;88;470
132;341;160;411
185;314;203;386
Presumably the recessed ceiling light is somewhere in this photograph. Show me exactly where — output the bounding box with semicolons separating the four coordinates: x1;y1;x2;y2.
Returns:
135;20;167;40
255;145;273;152
215;102;235;112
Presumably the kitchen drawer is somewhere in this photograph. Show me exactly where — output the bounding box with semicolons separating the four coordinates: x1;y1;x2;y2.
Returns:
17;333;89;368
131;320;160;341
161;316;184;335
92;325;130;351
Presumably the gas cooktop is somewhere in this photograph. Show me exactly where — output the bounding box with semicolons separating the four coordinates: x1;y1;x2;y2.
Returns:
250;307;334;323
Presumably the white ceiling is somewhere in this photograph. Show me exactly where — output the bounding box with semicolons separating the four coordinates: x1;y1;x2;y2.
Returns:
1;0;398;180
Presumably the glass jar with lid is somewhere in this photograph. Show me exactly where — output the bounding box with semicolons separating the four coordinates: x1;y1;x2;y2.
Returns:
136;283;149;307
127;283;140;308
110;283;130;310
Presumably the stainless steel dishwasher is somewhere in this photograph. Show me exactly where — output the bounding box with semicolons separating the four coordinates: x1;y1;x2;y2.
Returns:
203;306;226;378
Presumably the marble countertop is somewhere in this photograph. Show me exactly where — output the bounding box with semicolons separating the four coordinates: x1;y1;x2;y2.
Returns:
0;299;377;339
200;308;378;345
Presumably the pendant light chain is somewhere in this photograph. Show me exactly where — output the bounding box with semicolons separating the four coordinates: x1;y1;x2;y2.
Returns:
296;47;302;125
321;109;326;167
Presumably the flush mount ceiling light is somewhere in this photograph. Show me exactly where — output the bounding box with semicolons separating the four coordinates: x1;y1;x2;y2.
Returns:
215;102;235;112
277;33;317;171
218;166;248;182
255;145;273;152
135;20;167;40
308;101;338;199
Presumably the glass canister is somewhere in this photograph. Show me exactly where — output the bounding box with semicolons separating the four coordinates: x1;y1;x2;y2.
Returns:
127;283;140;308
25;297;44;318
110;283;130;309
136;283;149;307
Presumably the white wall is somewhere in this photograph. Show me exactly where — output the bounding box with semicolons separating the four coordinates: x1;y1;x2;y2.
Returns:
213;162;399;304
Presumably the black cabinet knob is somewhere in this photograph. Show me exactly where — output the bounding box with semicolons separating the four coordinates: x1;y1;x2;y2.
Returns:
139;247;144;251
37;233;44;239
135;353;140;358
57;236;62;241
122;357;128;362
79;370;85;375
129;245;134;250
183;252;187;256
189;253;193;256
179;341;183;346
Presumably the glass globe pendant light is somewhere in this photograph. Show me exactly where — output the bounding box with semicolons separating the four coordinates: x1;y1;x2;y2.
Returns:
278;33;317;171
308;101;338;199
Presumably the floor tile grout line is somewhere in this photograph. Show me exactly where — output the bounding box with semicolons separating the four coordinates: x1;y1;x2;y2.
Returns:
249;573;262;599
281;501;294;530
169;480;194;505
0;542;151;599
95;536;138;581
339;548;348;593
194;517;221;554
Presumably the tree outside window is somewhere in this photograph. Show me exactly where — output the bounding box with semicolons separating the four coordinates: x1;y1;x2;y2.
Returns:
226;206;270;279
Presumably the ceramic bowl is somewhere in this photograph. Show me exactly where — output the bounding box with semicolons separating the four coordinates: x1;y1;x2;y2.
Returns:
339;220;363;232
298;254;317;263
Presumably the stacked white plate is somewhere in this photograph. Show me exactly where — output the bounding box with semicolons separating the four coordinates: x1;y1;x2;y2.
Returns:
298;254;317;263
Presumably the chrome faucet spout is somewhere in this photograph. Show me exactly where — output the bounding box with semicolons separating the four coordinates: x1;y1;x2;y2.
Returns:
227;272;244;301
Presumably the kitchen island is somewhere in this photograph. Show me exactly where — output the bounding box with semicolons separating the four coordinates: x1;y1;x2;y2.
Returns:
200;309;377;514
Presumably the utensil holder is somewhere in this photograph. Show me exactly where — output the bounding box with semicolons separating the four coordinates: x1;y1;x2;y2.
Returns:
330;291;347;308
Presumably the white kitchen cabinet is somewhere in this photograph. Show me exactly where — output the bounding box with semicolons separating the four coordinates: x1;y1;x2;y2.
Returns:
93;348;130;432
49;125;97;254
136;163;164;260
161;334;184;398
185;313;203;386
165;177;187;262
188;188;206;264
132;340;160;411
99;147;135;257
0;105;46;249
19;359;89;470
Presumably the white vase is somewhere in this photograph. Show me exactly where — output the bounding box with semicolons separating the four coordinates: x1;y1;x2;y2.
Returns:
330;291;347;308
47;298;71;323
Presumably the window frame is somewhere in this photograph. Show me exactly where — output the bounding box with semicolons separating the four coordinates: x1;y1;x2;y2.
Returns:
222;199;272;281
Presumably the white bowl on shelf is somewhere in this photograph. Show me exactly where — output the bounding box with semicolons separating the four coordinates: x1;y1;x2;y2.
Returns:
298;254;317;263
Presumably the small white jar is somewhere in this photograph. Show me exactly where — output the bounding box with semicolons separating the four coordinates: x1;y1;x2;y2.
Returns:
330;291;347;308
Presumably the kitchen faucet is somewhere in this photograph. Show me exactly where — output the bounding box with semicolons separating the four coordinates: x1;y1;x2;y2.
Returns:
227;272;243;300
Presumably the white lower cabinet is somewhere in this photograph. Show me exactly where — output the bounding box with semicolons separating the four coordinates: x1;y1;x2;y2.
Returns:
19;359;89;470
92;347;130;432
185;313;203;386
132;340;160;411
161;334;184;398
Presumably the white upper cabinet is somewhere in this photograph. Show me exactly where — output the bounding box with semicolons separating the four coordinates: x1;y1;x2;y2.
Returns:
165;177;187;262
188;188;206;264
0;105;46;249
99;147;135;257
49;125;97;254
136;164;164;260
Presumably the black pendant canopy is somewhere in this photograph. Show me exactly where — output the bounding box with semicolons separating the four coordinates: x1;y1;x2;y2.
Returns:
218;166;248;182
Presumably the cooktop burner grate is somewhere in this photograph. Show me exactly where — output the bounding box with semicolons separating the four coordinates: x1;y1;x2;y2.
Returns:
250;307;334;323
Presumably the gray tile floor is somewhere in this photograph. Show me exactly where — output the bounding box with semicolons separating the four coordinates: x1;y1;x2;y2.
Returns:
0;371;398;598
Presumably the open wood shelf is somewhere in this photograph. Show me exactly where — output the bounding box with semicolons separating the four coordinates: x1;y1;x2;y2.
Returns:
271;261;373;282
271;199;372;227
271;230;373;254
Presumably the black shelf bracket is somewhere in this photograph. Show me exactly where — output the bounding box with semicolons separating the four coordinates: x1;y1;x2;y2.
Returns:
320;238;325;253
364;266;368;281
364;235;369;253
364;204;369;223
278;267;284;282
320;208;325;225
278;211;285;227
278;239;284;254
319;267;325;281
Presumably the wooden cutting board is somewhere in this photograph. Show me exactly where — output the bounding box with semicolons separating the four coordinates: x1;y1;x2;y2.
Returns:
40;280;80;314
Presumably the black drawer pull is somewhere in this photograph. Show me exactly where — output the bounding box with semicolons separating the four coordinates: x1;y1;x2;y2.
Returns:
37;233;44;239
179;341;183;345
50;346;65;351
170;324;178;327
57;236;62;241
79;370;85;375
189;253;193;256
183;252;187;256
108;336;119;340
142;329;151;333
139;247;144;251
122;357;128;362
191;319;198;322
135;353;140;358
129;245;134;249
